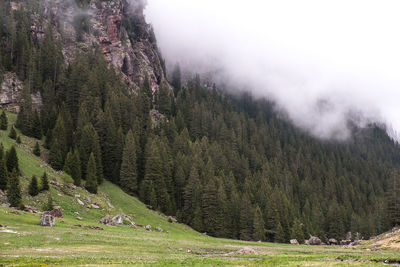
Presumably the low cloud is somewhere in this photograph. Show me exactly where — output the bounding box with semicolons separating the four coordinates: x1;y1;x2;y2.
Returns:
144;0;400;140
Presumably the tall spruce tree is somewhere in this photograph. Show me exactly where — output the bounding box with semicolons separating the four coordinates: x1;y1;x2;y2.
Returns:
64;148;81;186
7;169;22;208
120;130;138;194
41;172;49;191
8;126;17;140
49;115;67;170
253;205;266;241
28;175;39;196
0;157;7;190
0;110;8;130
85;153;97;194
6;146;18;173
387;170;400;227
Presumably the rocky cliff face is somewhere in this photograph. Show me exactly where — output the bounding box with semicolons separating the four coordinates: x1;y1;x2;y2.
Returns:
1;0;167;110
12;0;165;92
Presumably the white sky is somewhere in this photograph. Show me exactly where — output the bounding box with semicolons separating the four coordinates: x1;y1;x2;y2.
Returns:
145;0;400;140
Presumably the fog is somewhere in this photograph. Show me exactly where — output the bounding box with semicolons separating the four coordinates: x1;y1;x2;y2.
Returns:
144;0;400;140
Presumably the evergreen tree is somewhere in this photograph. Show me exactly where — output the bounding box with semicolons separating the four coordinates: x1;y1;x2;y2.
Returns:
275;222;286;243
31;110;42;139
7;169;22;208
33;142;41;156
45;195;53;211
239;195;254;241
0;110;8;130
171;63;182;96
6;146;18;173
16;135;21;144
291;218;305;244
8;126;16;140
49;115;67;170
387;169;400;227
120;130;138;194
41;172;50;191
0;157;8;191
28;175;39;196
64;149;82;186
85;153;97;194
252;205;265;241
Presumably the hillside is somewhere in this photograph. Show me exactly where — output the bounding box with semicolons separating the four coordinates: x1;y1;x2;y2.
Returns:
0;115;400;266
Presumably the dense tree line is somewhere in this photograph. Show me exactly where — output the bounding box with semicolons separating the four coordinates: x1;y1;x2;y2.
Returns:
1;1;400;243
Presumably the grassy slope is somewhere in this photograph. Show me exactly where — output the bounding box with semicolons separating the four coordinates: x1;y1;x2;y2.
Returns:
0;111;399;266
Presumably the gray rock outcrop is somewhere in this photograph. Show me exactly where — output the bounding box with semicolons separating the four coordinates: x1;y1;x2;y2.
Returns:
40;214;55;227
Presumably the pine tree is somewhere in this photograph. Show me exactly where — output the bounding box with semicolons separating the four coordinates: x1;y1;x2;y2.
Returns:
274;222;286;243
7;169;22;208
387;169;400;227
16;135;21;144
85;153;97;194
41;172;50;191
45;194;53;211
28;175;39;196
202;178;218;235
120;130;138;194
8;126;17;140
0;157;8;191
33;142;41;156
0;110;8;130
291;218;305;244
6;146;18;173
171;63;182;96
252;205;265;241
239;195;254;241
31;110;42;139
64;149;81;186
49;115;67;170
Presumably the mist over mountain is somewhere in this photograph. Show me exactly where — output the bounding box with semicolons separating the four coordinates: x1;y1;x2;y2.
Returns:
145;0;400;141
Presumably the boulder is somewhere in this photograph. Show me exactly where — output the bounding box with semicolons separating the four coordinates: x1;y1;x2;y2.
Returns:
40;214;55;227
328;238;338;245
345;232;352;241
99;215;115;226
307;235;322;245
76;217;83;221
91;203;100;209
77;198;84;205
23;205;38;213
167;216;178;223
144;225;151;231
340;240;351;246
290;239;299;245
48;206;63;218
155;227;163;232
112;215;123;225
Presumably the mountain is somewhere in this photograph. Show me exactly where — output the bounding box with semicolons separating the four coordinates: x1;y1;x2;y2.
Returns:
0;0;400;245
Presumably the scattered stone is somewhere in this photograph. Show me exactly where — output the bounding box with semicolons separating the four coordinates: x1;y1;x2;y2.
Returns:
343;244;356;249
112;214;123;224
340;240;352;246
107;202;114;209
290;239;299;245
74;224;82;227
237;247;257;254
0;229;19;234
48;206;63;218
91;203;100;209
57;193;63;197
10;210;20;215
23;205;38;213
167;216;178;223
85;196;91;203
306;235;322;245
2;203;10;208
328;238;338;245
86;225;104;230
155;227;163;232
40;214;55;227
77;199;84;205
74;211;80;215
346;232;352;241
76;217;83;221
144;225;151;231
75;194;80;198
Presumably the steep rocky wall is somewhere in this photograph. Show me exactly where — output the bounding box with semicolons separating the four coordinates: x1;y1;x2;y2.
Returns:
33;0;167;93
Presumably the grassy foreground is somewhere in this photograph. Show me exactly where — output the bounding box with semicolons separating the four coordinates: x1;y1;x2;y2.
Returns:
0;112;399;266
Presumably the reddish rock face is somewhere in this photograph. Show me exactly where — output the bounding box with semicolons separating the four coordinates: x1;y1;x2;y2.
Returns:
106;15;121;45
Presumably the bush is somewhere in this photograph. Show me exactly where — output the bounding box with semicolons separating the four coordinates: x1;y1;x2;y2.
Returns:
33;142;41;156
8;126;16;140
